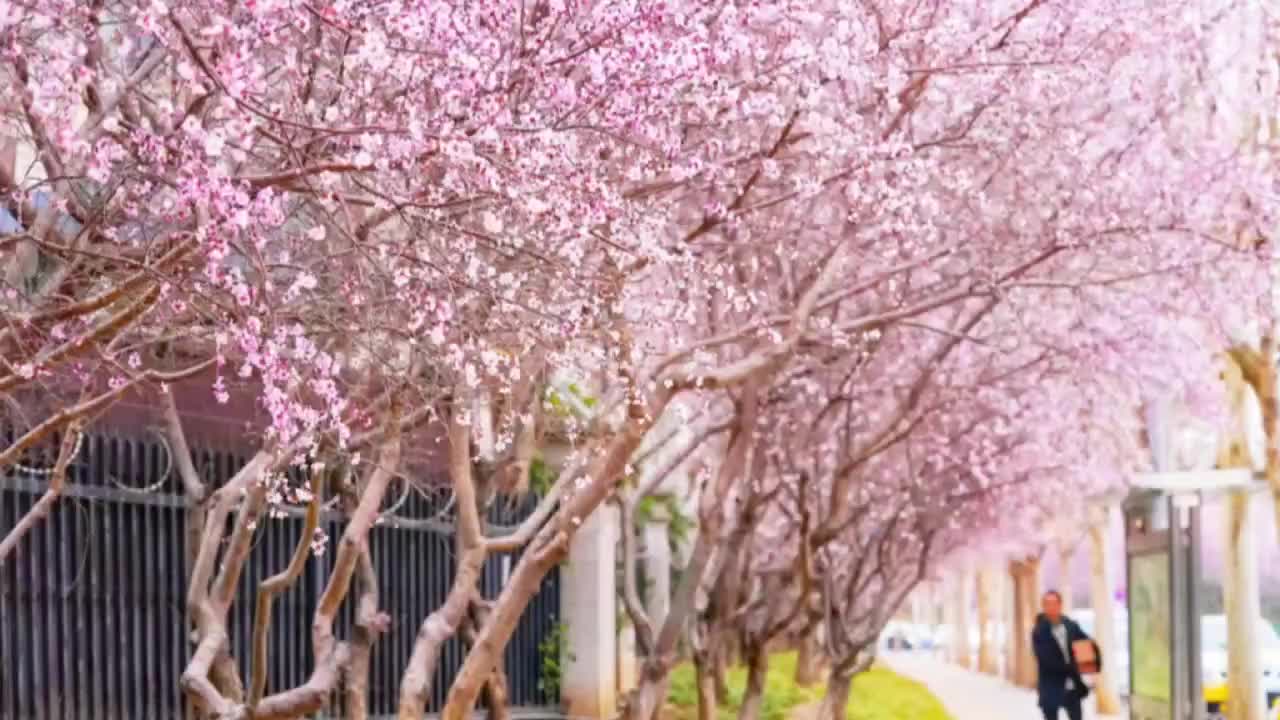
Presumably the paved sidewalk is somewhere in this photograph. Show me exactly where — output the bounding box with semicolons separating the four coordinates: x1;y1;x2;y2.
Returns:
883;652;1124;720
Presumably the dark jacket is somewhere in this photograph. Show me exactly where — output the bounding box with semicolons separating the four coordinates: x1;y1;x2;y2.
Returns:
1031;613;1095;707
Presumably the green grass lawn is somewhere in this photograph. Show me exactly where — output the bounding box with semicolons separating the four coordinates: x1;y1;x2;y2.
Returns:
665;652;951;720
843;666;952;720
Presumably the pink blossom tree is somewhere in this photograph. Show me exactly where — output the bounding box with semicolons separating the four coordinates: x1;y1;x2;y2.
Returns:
1;1;1275;719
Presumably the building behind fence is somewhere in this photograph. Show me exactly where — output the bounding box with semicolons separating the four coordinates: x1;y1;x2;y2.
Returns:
0;430;561;719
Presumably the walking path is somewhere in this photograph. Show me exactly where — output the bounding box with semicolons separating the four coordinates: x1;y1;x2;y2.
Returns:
882;652;1125;720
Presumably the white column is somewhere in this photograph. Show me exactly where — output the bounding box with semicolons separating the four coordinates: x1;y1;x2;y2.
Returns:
561;507;619;719
1087;503;1123;715
953;565;974;669
997;564;1012;679
643;518;671;628
617;624;637;697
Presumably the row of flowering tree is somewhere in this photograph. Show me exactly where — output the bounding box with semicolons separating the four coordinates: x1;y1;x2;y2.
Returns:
1;0;1274;719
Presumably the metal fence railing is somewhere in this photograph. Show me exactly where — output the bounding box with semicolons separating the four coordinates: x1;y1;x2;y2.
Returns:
0;430;561;719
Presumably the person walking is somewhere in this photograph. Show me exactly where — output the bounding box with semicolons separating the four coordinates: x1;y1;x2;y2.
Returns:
1032;590;1097;720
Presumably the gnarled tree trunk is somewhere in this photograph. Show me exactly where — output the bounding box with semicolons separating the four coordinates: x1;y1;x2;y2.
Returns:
1223;491;1266;720
442;396;667;720
736;645;769;720
815;654;871;720
1008;555;1041;689
693;648;719;720
795;627;825;686
398;409;490;720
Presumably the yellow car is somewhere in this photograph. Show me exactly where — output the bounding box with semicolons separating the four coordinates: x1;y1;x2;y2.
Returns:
1203;685;1280;720
1203;680;1226;717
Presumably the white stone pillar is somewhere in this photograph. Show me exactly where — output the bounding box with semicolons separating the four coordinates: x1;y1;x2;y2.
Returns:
643;518;671;629
617;623;637;697
996;564;1012;679
562;507;619;718
977;566;999;675
1087;504;1123;715
953;566;974;669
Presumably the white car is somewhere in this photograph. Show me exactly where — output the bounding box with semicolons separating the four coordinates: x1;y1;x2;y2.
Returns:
880;621;938;650
1199;615;1280;699
1072;607;1130;696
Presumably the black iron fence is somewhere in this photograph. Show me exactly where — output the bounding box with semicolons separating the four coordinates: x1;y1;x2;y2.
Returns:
0;430;561;719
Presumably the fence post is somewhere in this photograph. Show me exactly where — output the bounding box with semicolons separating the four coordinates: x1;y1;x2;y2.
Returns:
561;505;619;719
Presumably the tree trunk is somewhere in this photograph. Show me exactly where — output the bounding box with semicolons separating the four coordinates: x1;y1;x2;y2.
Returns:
1219;353;1268;720
443;403;666;720
694;653;719;720
1004;563;1019;684
736;647;769;720
1223;490;1266;720
482;668;512;720
713;642;732;704
815;670;853;720
0;425;80;562
625;669;673;720
795;628;824;686
345;637;372;720
400;410;490;719
994;570;1010;678
469;601;512;720
1009;556;1041;689
1086;505;1122;715
814;661;865;720
1226;338;1279;567
976;567;999;675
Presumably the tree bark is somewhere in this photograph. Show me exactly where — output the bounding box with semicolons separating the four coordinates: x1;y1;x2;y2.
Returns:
0;424;80;563
182;451;275;720
712;642;732;704
249;467;323;706
1219;352;1267;720
252;433;401;719
624;494;746;720
398;406;489;719
815;656;870;720
1226;338;1279;560
1223;491;1266;720
1009;556;1041;689
164;395;213;720
345;547;390;720
1004;565;1018;683
467;600;512;720
816;672;852;720
795;627;824;686
396;560;482;719
736;646;769;720
482;666;512;720
694;651;719;720
441;395;668;720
